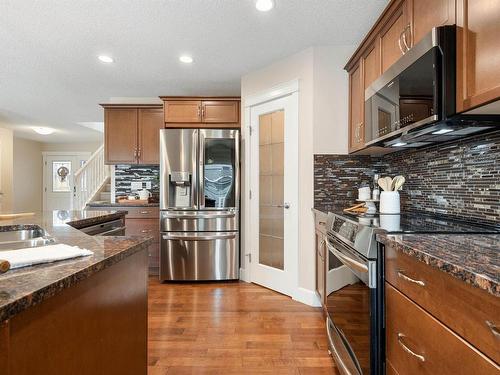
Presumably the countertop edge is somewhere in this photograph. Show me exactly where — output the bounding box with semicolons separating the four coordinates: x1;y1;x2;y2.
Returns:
66;211;127;229
376;233;499;298
0;236;153;322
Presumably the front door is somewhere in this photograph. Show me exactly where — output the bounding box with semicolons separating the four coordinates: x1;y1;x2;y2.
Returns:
43;154;90;210
249;94;298;296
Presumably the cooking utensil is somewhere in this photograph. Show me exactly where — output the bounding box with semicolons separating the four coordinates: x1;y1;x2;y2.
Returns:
378;176;393;191
393;176;406;191
344;203;367;213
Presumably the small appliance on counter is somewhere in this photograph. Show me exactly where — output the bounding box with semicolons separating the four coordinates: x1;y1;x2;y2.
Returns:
324;210;499;375
159;129;240;281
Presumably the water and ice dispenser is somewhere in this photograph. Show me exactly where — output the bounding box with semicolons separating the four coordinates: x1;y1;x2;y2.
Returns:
169;171;192;208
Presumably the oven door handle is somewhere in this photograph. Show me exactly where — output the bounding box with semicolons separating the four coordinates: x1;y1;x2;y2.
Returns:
162;233;236;241
327;242;368;273
326;318;359;375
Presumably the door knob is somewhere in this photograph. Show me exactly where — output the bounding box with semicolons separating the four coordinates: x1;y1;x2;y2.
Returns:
284;203;290;209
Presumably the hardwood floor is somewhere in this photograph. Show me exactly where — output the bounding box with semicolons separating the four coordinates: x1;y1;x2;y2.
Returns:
148;279;340;375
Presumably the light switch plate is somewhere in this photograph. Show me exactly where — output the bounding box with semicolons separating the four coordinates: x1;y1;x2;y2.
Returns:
131;182;142;191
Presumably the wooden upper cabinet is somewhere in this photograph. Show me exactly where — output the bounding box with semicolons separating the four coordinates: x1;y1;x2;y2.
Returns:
380;2;408;73
161;97;241;128
408;0;456;46
138;108;164;164
164;100;201;123
349;63;364;152
105;108;138;164
202;100;239;123
456;0;500;112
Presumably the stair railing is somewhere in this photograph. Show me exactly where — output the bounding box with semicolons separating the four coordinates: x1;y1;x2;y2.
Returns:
73;145;110;210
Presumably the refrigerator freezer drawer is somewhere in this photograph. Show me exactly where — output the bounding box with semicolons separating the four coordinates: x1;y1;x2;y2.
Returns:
160;232;239;281
160;210;238;232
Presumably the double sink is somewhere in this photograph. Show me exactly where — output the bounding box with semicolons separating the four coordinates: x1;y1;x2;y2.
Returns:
0;225;56;251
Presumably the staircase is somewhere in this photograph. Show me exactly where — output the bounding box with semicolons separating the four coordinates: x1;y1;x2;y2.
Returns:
73;145;111;210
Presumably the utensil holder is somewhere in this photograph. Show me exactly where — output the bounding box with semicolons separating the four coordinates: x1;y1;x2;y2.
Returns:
380;191;400;214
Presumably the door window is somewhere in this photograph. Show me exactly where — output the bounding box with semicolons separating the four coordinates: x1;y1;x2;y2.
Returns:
258;111;284;270
52;161;72;192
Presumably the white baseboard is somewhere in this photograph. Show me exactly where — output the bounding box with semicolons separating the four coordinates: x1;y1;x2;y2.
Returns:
293;287;321;307
239;267;251;283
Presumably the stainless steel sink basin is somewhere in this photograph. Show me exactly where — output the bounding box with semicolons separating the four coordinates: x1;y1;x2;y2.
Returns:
0;225;56;251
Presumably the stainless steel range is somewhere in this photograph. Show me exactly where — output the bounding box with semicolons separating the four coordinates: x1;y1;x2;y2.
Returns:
324;211;499;375
159;129;240;281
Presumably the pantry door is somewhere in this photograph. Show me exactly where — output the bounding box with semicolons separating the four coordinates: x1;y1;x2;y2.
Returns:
249;93;298;296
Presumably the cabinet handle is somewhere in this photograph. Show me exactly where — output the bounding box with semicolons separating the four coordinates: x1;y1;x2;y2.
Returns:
133;148;138;159
402;24;411;52
140;211;150;214
141;229;152;233
486;321;500;338
197;105;201;118
397;270;425;287
397;333;425;362
398;30;406;55
201;105;205;118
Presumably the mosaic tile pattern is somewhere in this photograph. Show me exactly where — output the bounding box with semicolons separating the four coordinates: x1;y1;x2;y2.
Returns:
114;164;160;200
314;130;500;224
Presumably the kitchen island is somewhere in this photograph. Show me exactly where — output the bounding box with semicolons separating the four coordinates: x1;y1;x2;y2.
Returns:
0;210;152;375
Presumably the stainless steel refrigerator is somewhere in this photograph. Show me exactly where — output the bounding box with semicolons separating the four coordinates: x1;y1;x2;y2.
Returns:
159;129;239;281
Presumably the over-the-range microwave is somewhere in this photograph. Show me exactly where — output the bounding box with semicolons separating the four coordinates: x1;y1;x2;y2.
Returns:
364;25;500;149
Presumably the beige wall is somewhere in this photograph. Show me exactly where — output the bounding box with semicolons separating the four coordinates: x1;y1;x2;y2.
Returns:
241;45;354;295
41;141;101;154
13;138;43;212
0;127;14;212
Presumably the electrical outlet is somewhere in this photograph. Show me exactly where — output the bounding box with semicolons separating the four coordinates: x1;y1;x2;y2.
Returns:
131;182;142;191
145;181;152;189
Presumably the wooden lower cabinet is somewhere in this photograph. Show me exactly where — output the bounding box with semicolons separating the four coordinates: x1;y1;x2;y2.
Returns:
126;217;159;276
385;283;499;374
2;250;148;375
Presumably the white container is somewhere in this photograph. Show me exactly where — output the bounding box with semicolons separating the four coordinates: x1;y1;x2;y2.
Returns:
379;191;400;214
358;186;371;201
380;214;401;231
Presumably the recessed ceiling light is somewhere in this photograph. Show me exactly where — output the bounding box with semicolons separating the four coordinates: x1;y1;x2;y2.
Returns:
179;55;193;64
98;55;114;63
256;0;274;12
32;127;54;135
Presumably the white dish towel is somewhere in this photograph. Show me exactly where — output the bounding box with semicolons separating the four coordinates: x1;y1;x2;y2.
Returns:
0;244;93;269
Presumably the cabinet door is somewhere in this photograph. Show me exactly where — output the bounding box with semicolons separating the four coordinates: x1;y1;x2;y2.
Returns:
202;100;239;124
457;0;500;111
348;63;364;152
380;2;407;73
408;0;455;46
105;108;138;164
138;108;164;164
363;43;380;90
164;100;201;123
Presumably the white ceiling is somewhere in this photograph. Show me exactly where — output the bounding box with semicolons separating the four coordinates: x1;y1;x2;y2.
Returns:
0;0;388;142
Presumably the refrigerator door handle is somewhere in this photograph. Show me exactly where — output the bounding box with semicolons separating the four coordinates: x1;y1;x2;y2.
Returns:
162;212;236;219
199;130;205;209
162;233;237;241
192;129;199;209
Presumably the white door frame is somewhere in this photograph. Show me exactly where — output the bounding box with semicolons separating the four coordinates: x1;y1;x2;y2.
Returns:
242;79;300;298
42;151;91;211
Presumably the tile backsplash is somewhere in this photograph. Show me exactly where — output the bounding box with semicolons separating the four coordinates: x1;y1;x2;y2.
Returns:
114;165;160;200
314;130;500;225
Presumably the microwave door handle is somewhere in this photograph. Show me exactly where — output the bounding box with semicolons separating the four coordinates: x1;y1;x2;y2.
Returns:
327;242;368;273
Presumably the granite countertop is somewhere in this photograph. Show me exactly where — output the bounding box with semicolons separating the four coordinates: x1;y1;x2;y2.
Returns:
0;210;153;322
87;201;159;208
377;233;500;297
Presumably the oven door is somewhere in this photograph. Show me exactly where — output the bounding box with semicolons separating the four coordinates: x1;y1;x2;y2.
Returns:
326;236;376;375
160;231;239;281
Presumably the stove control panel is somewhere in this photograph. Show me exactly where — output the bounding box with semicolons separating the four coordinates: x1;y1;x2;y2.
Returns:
331;217;358;244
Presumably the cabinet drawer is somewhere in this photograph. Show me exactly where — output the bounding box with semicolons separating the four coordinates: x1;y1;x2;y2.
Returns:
385;242;500;363
386;283;499;374
126;218;159;243
122;207;159;219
